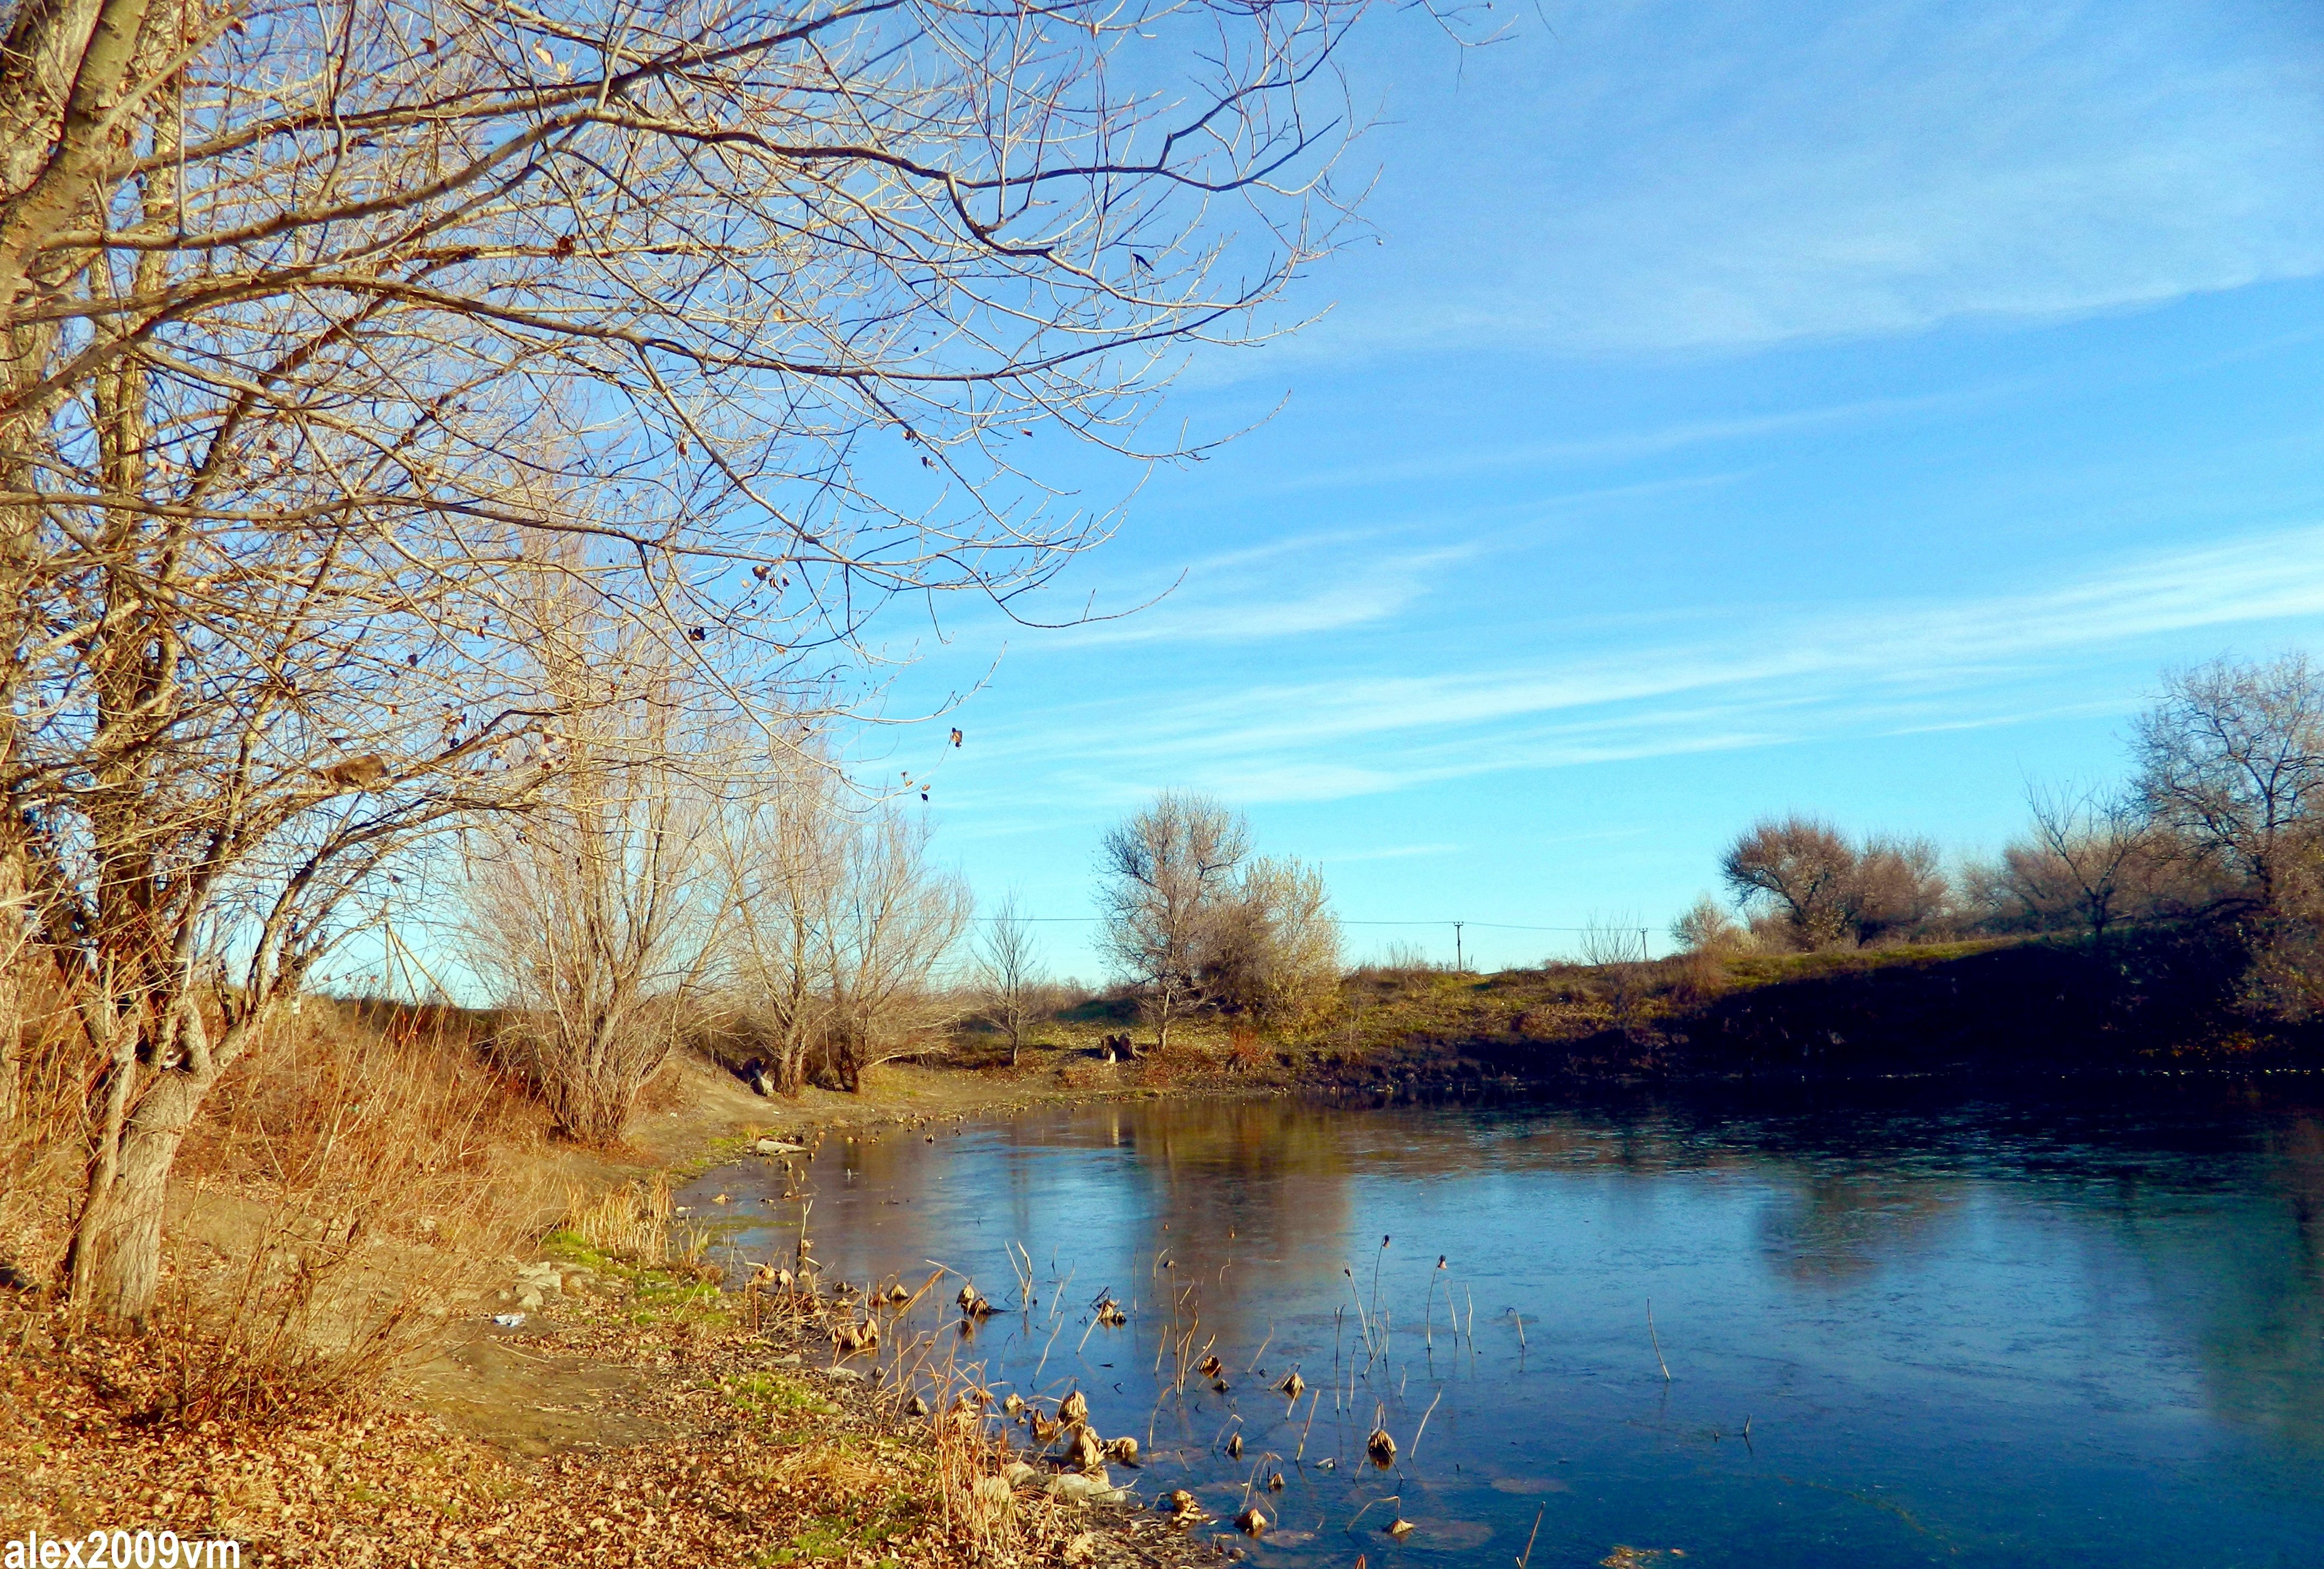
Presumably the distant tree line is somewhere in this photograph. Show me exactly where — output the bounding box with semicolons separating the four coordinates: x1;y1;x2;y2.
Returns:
1677;653;2324;1017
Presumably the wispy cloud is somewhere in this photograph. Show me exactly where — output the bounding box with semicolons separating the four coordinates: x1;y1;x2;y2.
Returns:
982;523;2324;803
1239;395;1970;498
1317;842;1460;863
1259;0;2324;366
1031;541;1478;649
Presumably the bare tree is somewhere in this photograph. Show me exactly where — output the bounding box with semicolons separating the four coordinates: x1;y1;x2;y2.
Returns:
2135;655;2324;917
1097;793;1250;1052
975;891;1045;1067
0;0;1371;1320
462;622;730;1144
1720;816;1857;949
2017;782;2156;941
1847;835;1950;945
1719;817;1951;949
818;807;973;1090
722;762;848;1097
722;776;969;1090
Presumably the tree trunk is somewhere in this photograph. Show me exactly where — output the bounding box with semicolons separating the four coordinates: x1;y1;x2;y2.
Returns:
71;1068;202;1322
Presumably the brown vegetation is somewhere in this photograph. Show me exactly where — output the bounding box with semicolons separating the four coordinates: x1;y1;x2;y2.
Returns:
0;992;1234;1565
1683;656;2324;1032
1096;793;1343;1050
1718;816;1948;950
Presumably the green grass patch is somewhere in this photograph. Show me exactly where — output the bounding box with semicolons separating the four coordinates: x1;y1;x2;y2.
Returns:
769;1496;920;1564
708;1371;839;1422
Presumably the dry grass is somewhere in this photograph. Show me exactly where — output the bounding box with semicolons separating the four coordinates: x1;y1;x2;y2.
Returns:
560;1173;675;1263
0;975;95;1289
1;990;557;1427
132;1002;547;1424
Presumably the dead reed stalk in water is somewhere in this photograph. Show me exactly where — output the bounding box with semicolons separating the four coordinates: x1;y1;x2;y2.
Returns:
1344;1270;1377;1360
1031;1315;1065;1385
1409;1387;1445;1459
1647;1298;1671;1381
1517;1506;1546;1569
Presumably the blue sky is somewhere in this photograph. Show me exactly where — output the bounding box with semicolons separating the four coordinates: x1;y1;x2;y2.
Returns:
875;0;2324;977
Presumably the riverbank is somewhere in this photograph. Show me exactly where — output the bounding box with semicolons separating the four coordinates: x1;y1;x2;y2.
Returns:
1290;927;2324;1090
0;1032;1237;1566
0;1256;1218;1569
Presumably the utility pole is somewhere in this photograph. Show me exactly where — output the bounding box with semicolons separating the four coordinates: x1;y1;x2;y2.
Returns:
1453;921;1465;973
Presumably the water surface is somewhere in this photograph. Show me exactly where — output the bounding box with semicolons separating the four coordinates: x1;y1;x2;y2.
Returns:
681;1083;2324;1568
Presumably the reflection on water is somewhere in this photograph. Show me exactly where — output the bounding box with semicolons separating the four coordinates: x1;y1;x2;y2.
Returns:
681;1083;2324;1568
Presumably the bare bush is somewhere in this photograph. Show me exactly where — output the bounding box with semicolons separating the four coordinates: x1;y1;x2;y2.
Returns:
1579;917;1650;967
1670;894;1751;955
1209;856;1342;1034
1578;915;1653;1036
1849;836;1950;945
1377;941;1440;975
722;762;849;1097
463;627;731;1144
718;759;970;1092
819;808;974;1090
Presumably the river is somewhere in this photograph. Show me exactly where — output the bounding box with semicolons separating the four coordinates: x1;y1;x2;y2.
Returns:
677;1081;2324;1568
